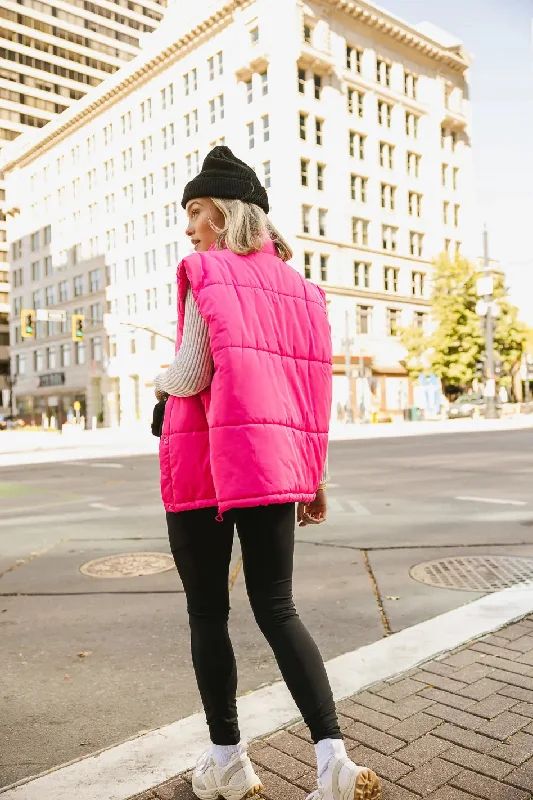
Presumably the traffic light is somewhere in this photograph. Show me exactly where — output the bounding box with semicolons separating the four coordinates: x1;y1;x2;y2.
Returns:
71;314;85;341
21;309;36;339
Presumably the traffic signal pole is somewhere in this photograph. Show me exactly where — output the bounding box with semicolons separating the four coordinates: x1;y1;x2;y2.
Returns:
483;228;498;419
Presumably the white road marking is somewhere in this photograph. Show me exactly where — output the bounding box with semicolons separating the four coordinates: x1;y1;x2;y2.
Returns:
89;502;121;512
3;587;533;800
89;463;124;469
457;496;527;506
328;497;372;516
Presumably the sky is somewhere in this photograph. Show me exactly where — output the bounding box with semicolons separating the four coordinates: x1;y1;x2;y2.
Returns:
380;0;533;323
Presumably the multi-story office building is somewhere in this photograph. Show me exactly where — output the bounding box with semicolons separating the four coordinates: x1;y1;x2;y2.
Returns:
0;0;168;406
2;0;475;426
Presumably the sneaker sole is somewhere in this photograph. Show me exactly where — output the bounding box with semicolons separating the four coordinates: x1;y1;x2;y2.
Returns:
240;784;264;799
355;769;381;800
193;784;263;800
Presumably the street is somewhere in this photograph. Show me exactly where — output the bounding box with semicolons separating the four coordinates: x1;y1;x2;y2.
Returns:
1;428;533;789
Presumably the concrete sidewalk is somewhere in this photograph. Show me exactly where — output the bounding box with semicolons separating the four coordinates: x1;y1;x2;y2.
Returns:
131;615;533;800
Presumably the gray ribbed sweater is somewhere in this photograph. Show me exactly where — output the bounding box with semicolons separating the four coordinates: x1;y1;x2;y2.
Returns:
154;287;328;484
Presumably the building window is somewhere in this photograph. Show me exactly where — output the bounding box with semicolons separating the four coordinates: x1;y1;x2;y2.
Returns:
31;260;41;281
60;344;70;367
298;68;306;94
382;226;398;252
379;142;394;169
248;122;255;149
45;285;55;306
405;112;419;137
453;167;459;191
319;255;328;282
411;271;425;297
162;123;175;150
318;209;327;237
384;266;399;292
455;240;462;255
452;131;458;151
161;83;174;109
414;311;427;330
442;163;448;187
350;174;367;203
356;305;372;335
454;204;460;227
304;252;312;280
263;160;271;189
376;59;391;86
46;346;57;370
348;88;364;117
409;192;422;217
91;337;102;362
59;280;68;302
302;205;311;234
218;94;225;120
120;112;132;134
352;217;369;246
381;183;396;211
407;151;421;177
43;225;51;245
140;98;152;123
75;341;86;365
317;163;325;191
250;26;259;44
314;74;322;100
346;45;362;73
300;159;309;187
262;114;270;142
299;112;308;140
90;302;103;323
354;262;370;288
410;231;424;257
89;269;101;292
245;79;253;104
208;56;215;81
315;118;324;146
73;275;84;297
443;201;450;225
260;70;268;95
404;72;418;99
387;308;401;337
34;350;44;372
378;101;392;127
303;22;313;44
349;131;365;159
31;231;40;251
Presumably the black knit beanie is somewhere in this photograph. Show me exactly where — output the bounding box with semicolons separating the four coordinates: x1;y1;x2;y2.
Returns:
181;146;269;213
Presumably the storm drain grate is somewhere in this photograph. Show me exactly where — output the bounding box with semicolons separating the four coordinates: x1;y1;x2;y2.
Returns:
410;555;533;593
80;552;175;579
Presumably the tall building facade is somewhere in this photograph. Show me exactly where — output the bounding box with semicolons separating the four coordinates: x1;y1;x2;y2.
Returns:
2;0;475;427
0;0;168;407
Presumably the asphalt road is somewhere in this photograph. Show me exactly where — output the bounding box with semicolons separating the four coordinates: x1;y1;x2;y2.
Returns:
1;429;533;788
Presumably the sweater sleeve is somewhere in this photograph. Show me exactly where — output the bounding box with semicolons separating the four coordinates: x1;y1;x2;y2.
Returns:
153;286;213;397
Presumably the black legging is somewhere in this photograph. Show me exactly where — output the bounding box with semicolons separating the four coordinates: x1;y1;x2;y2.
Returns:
166;503;341;745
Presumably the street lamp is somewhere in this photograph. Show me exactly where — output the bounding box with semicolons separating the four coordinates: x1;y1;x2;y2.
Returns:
477;228;498;419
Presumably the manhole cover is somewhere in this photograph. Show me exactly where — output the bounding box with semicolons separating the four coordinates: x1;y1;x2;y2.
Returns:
80;552;175;579
410;555;533;593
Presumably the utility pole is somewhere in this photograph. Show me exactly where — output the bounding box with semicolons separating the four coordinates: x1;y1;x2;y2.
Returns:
343;310;354;423
482;227;498;419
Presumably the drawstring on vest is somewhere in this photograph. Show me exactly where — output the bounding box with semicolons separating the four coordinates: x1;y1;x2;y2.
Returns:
216;512;224;523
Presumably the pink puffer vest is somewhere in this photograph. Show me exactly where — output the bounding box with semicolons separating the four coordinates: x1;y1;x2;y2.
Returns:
159;240;332;515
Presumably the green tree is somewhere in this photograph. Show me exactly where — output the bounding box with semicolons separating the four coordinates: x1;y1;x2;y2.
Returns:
401;253;527;393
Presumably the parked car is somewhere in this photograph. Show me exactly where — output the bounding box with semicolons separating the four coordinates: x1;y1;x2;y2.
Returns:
447;394;501;419
0;414;25;430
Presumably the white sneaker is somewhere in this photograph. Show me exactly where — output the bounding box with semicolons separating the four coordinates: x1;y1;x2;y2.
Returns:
192;743;264;800
306;756;382;800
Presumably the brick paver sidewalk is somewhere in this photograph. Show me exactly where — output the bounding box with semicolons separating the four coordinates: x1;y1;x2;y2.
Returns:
131;615;533;800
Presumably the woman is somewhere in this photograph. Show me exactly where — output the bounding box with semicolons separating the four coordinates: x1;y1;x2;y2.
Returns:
154;147;381;800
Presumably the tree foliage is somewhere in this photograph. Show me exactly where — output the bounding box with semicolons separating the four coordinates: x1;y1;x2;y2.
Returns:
401;253;527;391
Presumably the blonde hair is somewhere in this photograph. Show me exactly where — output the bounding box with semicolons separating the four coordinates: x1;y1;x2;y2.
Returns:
210;198;293;262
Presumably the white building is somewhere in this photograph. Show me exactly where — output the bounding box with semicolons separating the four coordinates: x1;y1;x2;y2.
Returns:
2;0;475;427
0;0;169;407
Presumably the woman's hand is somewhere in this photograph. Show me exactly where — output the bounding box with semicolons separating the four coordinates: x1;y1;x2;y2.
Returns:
155;389;169;402
297;488;327;527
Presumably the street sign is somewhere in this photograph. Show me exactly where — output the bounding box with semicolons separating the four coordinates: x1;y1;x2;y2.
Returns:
477;276;494;297
36;309;67;322
475;300;488;316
